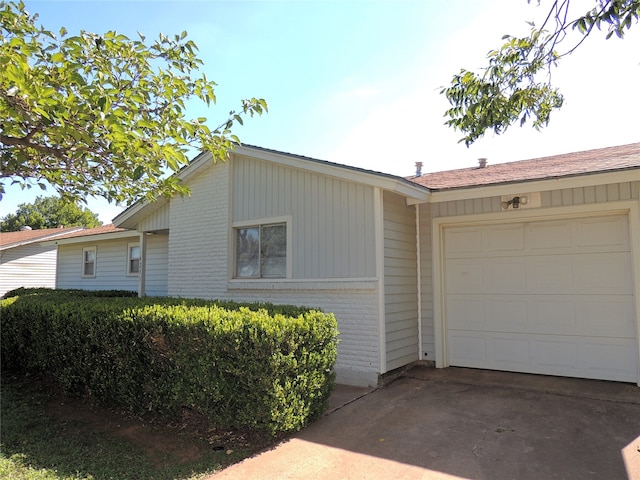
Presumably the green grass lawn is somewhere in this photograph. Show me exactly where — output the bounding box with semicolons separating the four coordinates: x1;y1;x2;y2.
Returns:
0;376;277;480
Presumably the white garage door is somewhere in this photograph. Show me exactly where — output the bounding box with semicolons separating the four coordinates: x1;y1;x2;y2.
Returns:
444;214;638;383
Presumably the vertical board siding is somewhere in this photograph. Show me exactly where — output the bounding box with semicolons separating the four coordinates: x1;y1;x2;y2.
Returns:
232;155;376;279
145;233;168;296
432;181;639;217
418;203;435;359
56;239;139;291
138;203;170;232
383;191;419;371
0;245;57;296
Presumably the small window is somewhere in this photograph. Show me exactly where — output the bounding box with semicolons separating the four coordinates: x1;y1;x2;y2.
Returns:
235;223;286;278
82;247;96;278
128;243;140;275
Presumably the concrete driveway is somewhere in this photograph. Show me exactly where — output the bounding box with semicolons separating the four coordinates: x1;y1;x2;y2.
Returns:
213;367;640;479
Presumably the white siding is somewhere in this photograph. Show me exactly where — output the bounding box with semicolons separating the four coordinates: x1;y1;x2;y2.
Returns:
145;233;168;296
0;244;57;296
418;203;435;359
383;192;419;371
57;239;139;292
232;155;376;279
431;181;640;217
138;203;170;232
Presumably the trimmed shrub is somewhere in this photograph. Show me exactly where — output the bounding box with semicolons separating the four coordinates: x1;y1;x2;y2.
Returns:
1;289;339;434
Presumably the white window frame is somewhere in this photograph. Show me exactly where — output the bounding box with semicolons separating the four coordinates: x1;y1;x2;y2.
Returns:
127;243;141;276
81;246;97;278
232;216;292;280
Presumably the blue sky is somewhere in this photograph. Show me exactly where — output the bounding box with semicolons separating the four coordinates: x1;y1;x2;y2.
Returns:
3;0;639;223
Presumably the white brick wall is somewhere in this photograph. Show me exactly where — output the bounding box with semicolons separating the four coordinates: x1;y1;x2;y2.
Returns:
168;161;230;298
225;286;380;387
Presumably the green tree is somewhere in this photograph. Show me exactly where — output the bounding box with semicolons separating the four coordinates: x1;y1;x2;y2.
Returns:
442;0;639;146
0;1;267;204
0;195;101;231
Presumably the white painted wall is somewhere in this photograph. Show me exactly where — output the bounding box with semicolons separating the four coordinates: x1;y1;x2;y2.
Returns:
57;239;139;291
0;244;57;296
56;234;168;296
418;203;435;360
145;233;168;297
383;191;419;371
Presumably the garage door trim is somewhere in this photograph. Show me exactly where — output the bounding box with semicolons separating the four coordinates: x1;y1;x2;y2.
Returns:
432;201;640;386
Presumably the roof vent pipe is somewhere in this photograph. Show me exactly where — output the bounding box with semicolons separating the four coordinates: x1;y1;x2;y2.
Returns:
478;158;488;168
415;161;423;177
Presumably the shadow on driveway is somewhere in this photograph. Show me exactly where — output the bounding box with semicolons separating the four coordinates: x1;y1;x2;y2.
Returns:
213;367;640;479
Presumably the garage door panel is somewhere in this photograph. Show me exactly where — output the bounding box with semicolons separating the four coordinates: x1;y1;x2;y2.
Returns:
577;299;637;338
528;221;573;250
533;300;577;334
486;225;524;252
583;341;638;382
577;215;628;249
444;214;638;383
485;299;529;331
533;338;580;371
448;254;632;296
448;294;635;338
531;260;574;289
448;333;488;366
447;298;485;330
485;261;527;292
445;261;484;292
445;227;483;256
575;253;633;292
492;337;531;367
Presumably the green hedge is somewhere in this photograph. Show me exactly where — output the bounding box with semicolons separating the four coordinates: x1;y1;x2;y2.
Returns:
1;289;339;434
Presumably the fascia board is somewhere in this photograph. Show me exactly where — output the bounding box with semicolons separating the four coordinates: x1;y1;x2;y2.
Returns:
42;230;139;246
426;169;640;203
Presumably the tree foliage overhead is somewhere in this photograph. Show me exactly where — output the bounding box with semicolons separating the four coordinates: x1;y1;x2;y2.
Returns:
0;1;267;204
442;0;640;146
0;195;101;231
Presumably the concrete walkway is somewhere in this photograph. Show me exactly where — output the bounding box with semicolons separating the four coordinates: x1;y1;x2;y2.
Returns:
213;367;640;479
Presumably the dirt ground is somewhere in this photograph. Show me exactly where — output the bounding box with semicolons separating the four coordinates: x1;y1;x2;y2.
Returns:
38;379;277;471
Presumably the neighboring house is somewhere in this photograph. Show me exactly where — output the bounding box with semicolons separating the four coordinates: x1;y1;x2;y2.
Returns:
59;143;640;387
44;224;168;297
0;226;84;297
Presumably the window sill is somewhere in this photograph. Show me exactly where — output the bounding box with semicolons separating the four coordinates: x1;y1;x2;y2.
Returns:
228;277;378;291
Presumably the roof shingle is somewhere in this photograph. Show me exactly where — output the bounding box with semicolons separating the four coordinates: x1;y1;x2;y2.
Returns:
0;226;85;249
408;143;640;190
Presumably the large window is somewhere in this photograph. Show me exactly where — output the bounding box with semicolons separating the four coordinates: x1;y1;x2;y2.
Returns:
128;243;140;275
82;246;96;278
235;223;286;278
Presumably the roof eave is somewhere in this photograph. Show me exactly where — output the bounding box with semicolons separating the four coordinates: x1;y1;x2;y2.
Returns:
0;227;85;250
426;167;640;203
42;229;139;246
